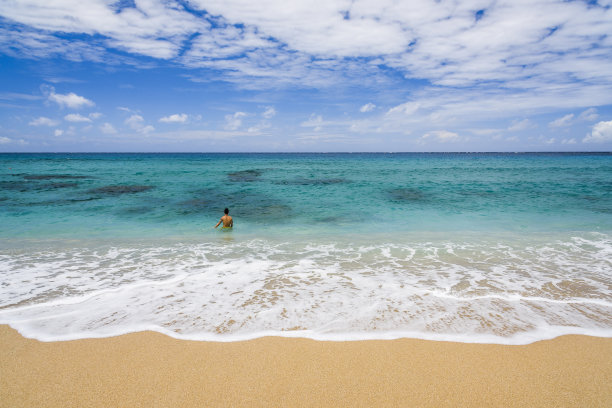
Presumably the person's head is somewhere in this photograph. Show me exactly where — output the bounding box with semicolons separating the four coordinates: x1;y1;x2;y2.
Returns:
224;208;229;214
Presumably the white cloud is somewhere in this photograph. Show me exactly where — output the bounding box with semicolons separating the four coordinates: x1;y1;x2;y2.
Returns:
387;102;420;116
262;106;276;119
549;113;574;128
2;0;612;146
0;0;204;60
583;120;612;143
100;122;117;134
50;92;94;109
578;108;598;122
421;130;459;143
300;114;324;131
29;116;59;126
54;129;63;136
470;128;502;136
125;114;154;134
89;112;102;119
545;137;556;144
248;122;271;133
561;138;576;144
1;0;610;101
224;111;247;130
125;114;144;127
159;113;188;123
360;103;375;113
508;119;532;132
0;136;27;145
64;113;92;122
140;125;155;134
41;84;94;109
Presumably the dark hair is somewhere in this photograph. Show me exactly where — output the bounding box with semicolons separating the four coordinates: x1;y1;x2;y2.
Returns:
224;208;229;214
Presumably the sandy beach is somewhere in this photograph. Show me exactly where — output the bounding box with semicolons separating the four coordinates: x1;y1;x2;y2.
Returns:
1;325;610;407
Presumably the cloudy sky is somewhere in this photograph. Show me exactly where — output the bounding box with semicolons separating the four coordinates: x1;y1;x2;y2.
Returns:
1;0;611;152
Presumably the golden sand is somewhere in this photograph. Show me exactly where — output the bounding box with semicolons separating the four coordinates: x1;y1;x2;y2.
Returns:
1;325;610;407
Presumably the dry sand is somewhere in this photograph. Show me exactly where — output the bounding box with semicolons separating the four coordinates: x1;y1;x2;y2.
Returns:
1;325;611;407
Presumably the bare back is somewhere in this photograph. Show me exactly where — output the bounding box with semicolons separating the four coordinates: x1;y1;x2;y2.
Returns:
219;214;233;228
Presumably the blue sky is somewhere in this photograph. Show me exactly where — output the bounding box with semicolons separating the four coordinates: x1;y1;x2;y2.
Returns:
1;0;611;152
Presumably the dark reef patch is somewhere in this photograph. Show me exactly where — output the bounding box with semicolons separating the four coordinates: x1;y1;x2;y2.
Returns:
39;182;79;190
0;180;80;192
23;174;90;180
118;206;155;215
27;197;101;206
178;187;292;222
88;185;154;195
177;198;214;214
387;187;428;203
0;181;34;192
228;169;262;182
275;177;349;186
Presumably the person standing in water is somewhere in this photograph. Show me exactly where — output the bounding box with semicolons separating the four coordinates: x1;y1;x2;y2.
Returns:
215;208;233;229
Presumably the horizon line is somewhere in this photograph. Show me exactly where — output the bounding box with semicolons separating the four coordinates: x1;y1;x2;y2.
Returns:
0;151;611;154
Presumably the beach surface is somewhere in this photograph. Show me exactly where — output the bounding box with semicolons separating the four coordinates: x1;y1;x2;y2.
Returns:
1;325;611;407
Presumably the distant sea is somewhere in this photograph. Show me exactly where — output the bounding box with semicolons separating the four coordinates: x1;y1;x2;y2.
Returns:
0;153;611;344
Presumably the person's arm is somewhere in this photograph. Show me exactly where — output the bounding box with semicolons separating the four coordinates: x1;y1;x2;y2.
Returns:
214;218;222;228
230;218;233;227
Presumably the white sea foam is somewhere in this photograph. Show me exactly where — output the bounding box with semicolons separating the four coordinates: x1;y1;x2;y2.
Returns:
0;232;611;344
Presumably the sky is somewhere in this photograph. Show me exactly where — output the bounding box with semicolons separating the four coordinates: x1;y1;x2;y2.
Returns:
1;0;611;152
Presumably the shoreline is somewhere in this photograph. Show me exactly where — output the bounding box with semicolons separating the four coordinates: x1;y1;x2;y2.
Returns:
2;325;611;407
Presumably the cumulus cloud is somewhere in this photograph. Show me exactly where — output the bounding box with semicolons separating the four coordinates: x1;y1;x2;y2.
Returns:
0;136;27;145
100;122;117;134
549;113;574;128
2;0;609;99
29;116;59;126
578;108;598;122
159;113;188;123
89;112;102;119
508;119;532;132
224;112;247;130
360;103;375;113
300;114;324;132
125;114;144;127
54;129;63;136
387;102;420;116
125;114;154;134
262;106;276;119
583;120;612;143
41;84;94;109
3;0;612;149
247;122;271;133
421;130;459;143
64;113;92;122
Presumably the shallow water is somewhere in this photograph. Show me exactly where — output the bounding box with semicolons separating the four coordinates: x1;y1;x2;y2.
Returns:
0;153;610;343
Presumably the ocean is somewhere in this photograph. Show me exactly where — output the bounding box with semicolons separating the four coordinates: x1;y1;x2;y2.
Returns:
0;152;610;344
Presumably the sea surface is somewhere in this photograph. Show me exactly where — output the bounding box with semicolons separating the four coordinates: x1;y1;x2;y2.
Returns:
0;152;611;344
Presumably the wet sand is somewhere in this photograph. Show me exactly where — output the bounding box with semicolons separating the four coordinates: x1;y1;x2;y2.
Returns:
1;325;610;407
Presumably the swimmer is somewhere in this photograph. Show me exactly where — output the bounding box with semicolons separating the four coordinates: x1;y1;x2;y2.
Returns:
214;207;233;229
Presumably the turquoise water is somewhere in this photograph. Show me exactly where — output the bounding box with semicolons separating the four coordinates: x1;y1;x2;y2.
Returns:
1;153;610;238
0;153;611;343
